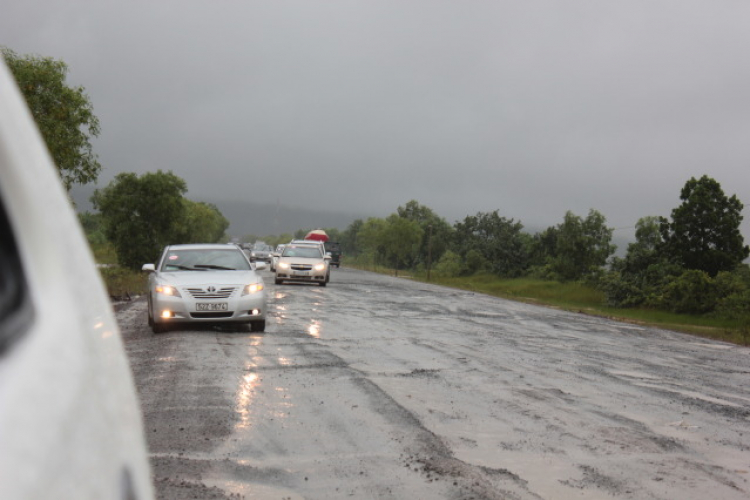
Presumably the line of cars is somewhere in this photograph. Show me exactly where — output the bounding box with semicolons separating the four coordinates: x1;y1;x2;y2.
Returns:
140;239;339;335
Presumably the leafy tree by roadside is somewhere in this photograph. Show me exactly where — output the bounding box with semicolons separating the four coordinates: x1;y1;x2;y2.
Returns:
381;214;423;275
453;211;530;277
92;171;188;270
544;209;615;281
396;200;453;268
2;47;101;190
660;175;749;277
603;216;679;308
177;200;229;244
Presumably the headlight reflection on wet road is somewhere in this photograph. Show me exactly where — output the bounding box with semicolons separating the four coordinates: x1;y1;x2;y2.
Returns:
235;372;259;430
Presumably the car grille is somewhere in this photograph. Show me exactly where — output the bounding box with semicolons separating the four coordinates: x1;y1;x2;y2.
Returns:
291;264;313;271
185;286;238;299
190;312;234;318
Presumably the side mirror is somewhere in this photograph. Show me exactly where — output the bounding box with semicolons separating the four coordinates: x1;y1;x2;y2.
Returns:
324;254;332;260
142;263;155;272
255;262;267;271
271;252;279;257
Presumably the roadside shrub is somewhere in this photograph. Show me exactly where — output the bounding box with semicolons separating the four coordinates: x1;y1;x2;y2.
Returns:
600;272;647;307
465;249;489;275
434;250;464;278
661;269;718;314
98;266;148;299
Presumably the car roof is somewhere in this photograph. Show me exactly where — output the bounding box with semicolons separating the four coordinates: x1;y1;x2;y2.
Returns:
286;243;323;249
290;239;323;245
165;244;242;251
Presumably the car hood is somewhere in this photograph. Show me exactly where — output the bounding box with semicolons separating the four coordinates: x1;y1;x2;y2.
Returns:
157;270;261;286
279;257;324;264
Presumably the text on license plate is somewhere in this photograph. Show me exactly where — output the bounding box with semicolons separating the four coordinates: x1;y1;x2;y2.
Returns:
196;302;228;311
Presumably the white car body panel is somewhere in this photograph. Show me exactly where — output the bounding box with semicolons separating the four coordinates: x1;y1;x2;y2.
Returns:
0;61;153;499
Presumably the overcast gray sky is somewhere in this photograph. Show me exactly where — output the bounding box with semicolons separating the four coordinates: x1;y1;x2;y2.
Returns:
3;0;750;239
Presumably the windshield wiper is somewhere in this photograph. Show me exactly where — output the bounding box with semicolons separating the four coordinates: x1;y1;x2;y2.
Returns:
193;264;236;270
169;265;206;271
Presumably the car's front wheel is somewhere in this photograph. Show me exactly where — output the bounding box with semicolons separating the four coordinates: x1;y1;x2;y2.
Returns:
147;296;154;327
152;322;168;334
250;320;266;332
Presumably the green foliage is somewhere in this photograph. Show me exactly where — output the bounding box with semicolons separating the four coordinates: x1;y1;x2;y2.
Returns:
177;200;229;243
396;200;453;268
98;266;148;298
2;47;101;189
661;175;749;277
381;214;423;274
465;249;489;274
661;269;718;314
434;250;464;278
92;171;188;270
542;209;616;281
603;216;676;308
713;266;750;320
453;210;529;277
340;219;363;256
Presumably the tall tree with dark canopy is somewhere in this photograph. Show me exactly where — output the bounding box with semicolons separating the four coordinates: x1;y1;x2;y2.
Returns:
92;171;187;270
661;175;749;277
453;211;529;277
2;47;101;190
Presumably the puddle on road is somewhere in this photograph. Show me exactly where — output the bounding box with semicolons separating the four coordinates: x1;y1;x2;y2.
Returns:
236;373;260;430
202;478;303;500
308;320;321;338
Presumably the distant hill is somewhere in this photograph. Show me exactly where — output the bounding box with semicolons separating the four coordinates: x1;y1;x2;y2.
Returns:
69;184;366;238
210;199;367;238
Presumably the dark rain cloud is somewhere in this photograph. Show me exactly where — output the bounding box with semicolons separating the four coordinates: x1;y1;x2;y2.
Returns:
3;0;750;238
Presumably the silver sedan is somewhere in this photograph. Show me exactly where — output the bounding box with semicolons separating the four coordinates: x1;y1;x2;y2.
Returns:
143;244;267;333
274;243;331;286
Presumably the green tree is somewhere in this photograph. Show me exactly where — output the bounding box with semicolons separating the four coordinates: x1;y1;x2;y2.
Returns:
340;219;364;256
357;217;388;265
381;214;423;275
548;209;615;281
177;200;229;243
2;47;101;189
396;200;453;269
603;216;677;308
453;211;530;277
92;171;187;270
661;175;749;277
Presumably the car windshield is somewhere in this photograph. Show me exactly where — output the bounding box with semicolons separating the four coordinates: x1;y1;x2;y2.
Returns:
160;249;251;271
282;246;322;258
254;244;272;251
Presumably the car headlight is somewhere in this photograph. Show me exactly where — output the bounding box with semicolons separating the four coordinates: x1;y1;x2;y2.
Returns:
313;263;326;271
242;283;264;295
155;284;181;297
278;262;290;269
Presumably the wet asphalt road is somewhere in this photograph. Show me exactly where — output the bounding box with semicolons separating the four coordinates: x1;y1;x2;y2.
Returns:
117;267;750;500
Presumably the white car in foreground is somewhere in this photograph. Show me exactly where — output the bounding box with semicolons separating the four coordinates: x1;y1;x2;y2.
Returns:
143;244;267;333
0;60;153;499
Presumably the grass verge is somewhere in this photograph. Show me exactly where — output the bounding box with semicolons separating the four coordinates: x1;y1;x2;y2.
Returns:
98;266;148;299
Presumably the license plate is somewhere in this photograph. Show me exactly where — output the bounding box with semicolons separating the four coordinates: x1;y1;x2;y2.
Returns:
196;302;228;311
293;271;309;276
